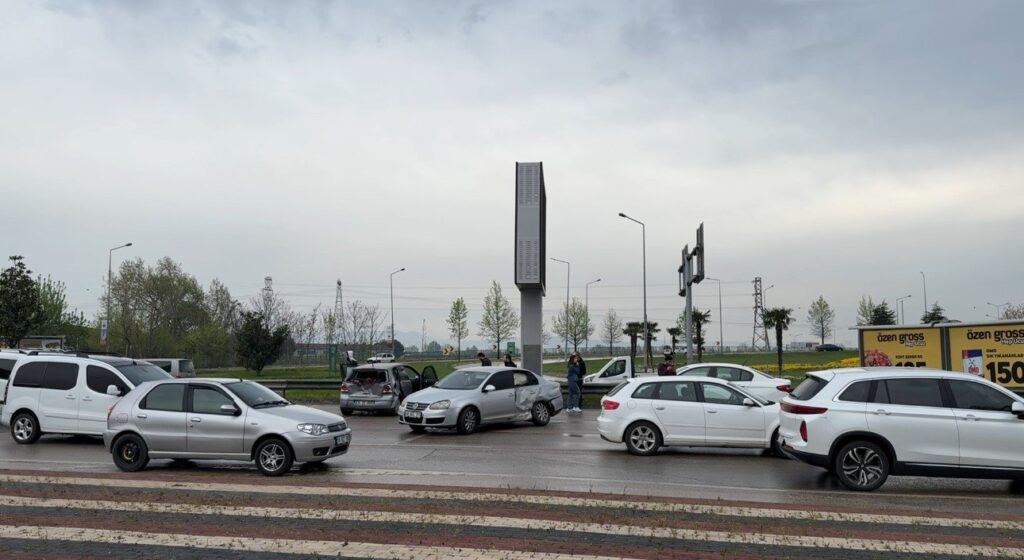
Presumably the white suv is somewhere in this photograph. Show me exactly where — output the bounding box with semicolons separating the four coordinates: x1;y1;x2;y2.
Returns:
780;367;1024;491
1;353;172;444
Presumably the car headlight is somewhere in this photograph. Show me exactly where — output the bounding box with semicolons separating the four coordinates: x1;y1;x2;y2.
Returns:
428;400;451;410
297;423;329;436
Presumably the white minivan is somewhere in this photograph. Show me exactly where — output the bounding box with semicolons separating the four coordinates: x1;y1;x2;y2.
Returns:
1;353;172;444
0;350;27;417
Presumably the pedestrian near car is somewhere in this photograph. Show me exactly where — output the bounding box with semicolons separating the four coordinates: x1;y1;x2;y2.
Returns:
657;355;676;376
503;354;517;367
477;352;492;366
566;355;582;413
573;352;586;407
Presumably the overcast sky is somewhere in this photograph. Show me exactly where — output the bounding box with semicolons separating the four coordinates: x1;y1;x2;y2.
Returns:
3;0;1022;350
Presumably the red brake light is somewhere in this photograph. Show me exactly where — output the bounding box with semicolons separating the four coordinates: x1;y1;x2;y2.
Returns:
780;401;828;415
382;384;393;394
776;384;791;393
602;400;620;411
799;421;808;442
340;383;349;394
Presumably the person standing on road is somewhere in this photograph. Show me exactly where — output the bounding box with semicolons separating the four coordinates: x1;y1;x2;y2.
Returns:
566;354;582;414
573;352;586;409
477;352;492;366
503;354;517;367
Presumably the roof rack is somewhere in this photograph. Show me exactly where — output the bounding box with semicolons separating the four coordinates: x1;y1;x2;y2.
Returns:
25;350;123;359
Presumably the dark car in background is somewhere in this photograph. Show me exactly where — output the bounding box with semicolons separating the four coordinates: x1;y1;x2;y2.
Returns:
814;344;844;352
340;363;438;415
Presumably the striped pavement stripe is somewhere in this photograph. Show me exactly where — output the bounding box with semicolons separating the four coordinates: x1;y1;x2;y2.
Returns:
2;494;1024;557
0;472;1020;531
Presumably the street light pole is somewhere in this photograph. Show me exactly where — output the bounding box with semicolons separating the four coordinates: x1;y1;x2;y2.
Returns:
619;213;648;371
585;278;601;353
390;267;405;356
551;258;570;356
895;295;912;325
920;271;928;316
706;277;724;353
106;242;133;352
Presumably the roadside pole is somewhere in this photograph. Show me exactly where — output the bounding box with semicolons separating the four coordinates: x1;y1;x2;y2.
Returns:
679;223;704;366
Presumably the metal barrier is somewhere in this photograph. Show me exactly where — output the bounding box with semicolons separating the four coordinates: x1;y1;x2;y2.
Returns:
255;378;614;398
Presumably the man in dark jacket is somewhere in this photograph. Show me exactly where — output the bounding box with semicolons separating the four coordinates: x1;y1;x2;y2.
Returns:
477;352;492;366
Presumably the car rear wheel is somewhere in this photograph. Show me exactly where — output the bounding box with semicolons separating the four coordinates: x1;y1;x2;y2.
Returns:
531;402;551;426
255;438;294;476
11;412;41;444
624;421;661;456
112;434;149;472
456;407;479;435
834;440;889;491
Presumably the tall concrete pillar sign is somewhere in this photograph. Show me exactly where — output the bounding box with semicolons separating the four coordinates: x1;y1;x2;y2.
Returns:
515;162;546;376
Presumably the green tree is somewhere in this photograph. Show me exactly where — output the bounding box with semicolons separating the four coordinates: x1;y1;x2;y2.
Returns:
34;275;91;348
806;296;835;344
477;281;519;360
602;308;623;357
642;321;660;370
623;321;643;365
762;307;794;373
235;311;289;375
856;295;875;326
870;300;897;325
0;256;41;348
921;302;949;324
666;327;681;353
1002;303;1024;320
552;298;593;352
690;309;711;362
446;297;469;363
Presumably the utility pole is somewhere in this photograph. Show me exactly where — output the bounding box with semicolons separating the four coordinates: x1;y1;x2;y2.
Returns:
105;242;133;352
551;258;570;356
619;213;648;370
751;277;769;351
262;276;274;326
678;223;705;365
421;318;426;356
390;268;405;356
585;278;601;353
706;277;724;353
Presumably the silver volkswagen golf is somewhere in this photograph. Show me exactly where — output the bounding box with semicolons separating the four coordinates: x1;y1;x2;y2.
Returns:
398;367;564;434
104;378;352;476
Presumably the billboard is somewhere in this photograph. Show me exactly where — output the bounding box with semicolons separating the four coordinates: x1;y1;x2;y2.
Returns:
514;162;546;292
946;323;1024;388
859;327;943;369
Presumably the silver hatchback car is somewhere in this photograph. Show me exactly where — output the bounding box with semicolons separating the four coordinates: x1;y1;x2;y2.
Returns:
104;378;352;476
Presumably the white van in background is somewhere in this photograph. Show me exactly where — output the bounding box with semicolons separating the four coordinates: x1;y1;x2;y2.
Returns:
142;358;196;378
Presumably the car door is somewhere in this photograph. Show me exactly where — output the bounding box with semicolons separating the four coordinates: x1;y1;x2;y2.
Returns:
866;378;959;466
479;370;516;422
421;366;438;389
135;383;188;453
651;380;705;445
37;362;80;432
946;379;1024;469
699;382;766;446
600;359;628;382
396;366;417;396
186;384;245;456
78;366;130;434
513;371;542;416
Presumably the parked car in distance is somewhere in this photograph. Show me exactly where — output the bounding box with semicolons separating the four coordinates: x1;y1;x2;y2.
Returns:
104;378;351;476
1;353;172;444
815;344;844;352
676;363;791;402
598;376;782;456
398;367;563;434
582;356;655;386
780;368;1024;491
142;358;195;378
340;363;438;415
367;353;395;364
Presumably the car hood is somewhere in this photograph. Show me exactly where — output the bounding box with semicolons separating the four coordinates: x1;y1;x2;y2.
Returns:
253;404;344;425
404;386;478;404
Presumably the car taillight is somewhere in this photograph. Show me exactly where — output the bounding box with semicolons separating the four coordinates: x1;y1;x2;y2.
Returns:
780;401;828;415
382;384;393;394
776;384;791;393
602;400;619;411
799;420;808;442
340;383;349;394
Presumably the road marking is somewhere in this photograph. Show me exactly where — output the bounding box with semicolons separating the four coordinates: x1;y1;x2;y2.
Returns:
1;474;1021;530
1;498;1022;557
0;525;633;560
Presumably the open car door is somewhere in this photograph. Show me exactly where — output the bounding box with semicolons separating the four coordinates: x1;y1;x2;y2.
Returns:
420;365;438;389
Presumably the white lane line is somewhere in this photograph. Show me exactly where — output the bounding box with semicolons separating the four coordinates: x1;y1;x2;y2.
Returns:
0;525;633;560
0;500;1021;558
1;474;1020;531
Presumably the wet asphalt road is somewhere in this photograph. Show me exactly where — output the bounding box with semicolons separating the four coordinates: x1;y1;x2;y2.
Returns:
2;406;1023;516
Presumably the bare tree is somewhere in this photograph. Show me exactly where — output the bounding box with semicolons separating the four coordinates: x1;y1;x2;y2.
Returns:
1002;303;1024;320
552;297;593;352
446;297;469;363
806;295;835;344
478;281;519;359
342;301;368;356
602;308;623;356
298;303;322;364
364;304;387;356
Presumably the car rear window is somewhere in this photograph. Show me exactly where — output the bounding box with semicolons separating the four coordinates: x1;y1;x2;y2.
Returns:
838;380;871;402
0;358;17;380
347;370;387;383
115;363;173;386
606;382;628;396
789;376;829;401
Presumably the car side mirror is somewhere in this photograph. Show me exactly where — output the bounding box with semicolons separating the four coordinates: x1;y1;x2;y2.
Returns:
483;384;496;393
106;385;122;397
1013;401;1024;419
220;403;241;416
742;397;755;407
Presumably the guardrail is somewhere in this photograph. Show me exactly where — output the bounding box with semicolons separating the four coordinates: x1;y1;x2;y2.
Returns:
254;379;614;398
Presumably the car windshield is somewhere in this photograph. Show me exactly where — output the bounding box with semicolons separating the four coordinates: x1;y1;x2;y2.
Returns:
115;363;173;386
225;381;291;408
435;370;491;390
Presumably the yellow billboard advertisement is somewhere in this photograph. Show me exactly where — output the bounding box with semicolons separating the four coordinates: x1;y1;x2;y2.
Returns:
860;328;943;369
947;323;1024;388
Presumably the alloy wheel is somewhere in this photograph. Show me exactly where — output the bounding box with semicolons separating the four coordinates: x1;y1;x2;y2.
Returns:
841;446;884;488
533;403;549;423
260;443;286;471
13;417;34;442
629;425;657;453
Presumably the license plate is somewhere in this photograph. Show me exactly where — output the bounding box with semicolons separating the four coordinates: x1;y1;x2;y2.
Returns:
335;434;350;445
354;400;374;406
405;411;422;420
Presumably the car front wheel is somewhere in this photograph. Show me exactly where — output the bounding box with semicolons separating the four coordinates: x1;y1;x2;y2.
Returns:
834;440;889;491
112;434;149;472
624;422;661;456
255;438;294;476
456;407;479;435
